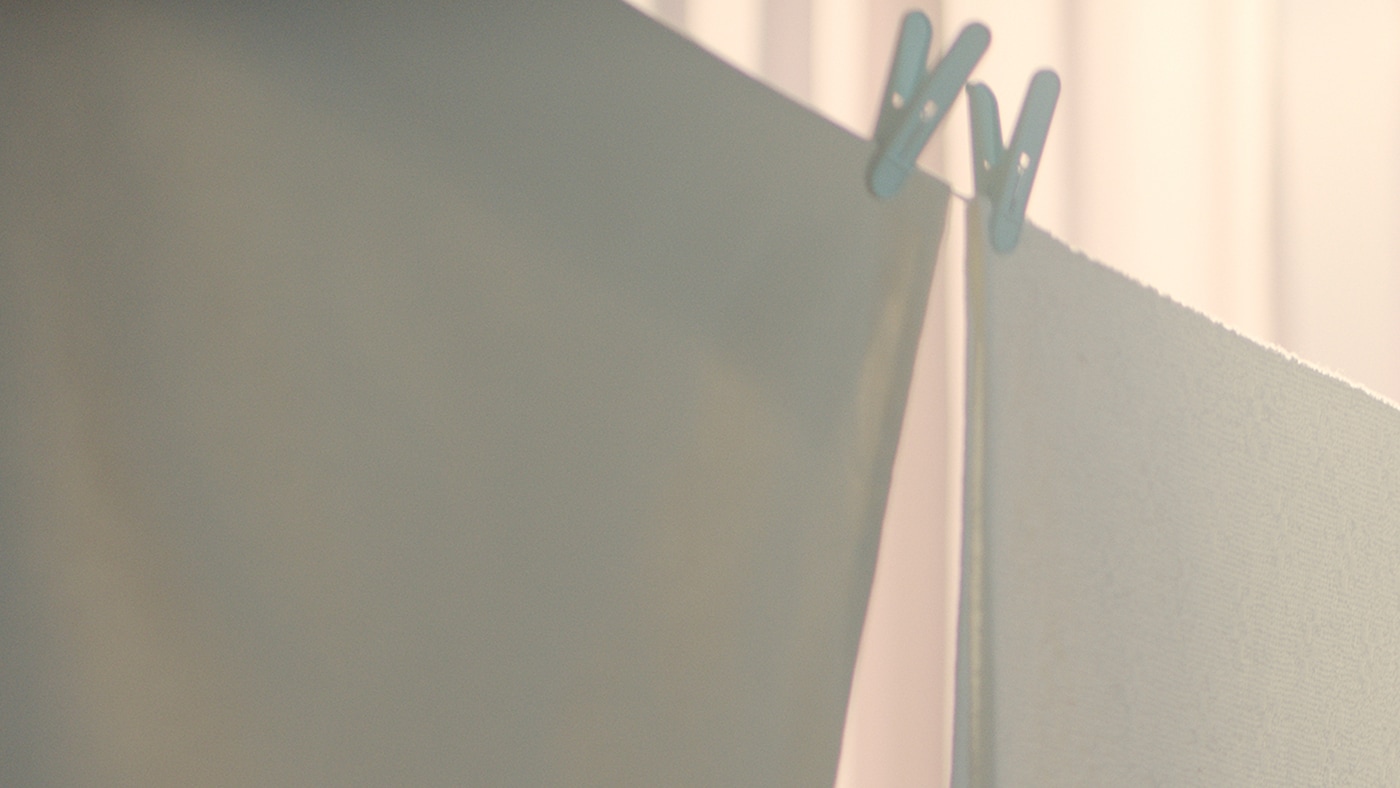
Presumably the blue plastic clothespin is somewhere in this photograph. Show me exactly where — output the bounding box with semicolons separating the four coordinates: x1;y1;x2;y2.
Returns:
967;70;1060;253
867;15;990;199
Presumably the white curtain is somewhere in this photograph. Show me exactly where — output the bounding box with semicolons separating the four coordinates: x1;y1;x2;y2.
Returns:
626;1;1400;785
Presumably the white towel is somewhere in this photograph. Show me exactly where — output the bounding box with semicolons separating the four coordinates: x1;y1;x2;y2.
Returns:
0;3;947;784
955;201;1400;785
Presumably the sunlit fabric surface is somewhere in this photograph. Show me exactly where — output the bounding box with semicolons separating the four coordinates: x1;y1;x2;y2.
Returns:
0;3;948;784
955;203;1400;785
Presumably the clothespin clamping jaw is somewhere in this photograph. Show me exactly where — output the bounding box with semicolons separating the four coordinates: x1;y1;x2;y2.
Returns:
867;14;990;199
967;70;1060;253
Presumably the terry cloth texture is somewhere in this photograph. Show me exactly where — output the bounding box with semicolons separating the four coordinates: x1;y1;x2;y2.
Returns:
0;3;948;785
954;200;1400;786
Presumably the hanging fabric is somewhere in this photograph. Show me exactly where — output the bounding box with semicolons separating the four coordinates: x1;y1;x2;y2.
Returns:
0;2;949;784
956;199;1400;784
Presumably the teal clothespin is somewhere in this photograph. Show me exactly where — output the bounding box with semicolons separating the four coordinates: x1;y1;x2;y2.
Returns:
867;15;990;199
967;70;1060;253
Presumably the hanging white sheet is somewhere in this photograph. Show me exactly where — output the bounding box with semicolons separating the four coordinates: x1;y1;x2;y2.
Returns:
956;202;1400;785
0;3;949;784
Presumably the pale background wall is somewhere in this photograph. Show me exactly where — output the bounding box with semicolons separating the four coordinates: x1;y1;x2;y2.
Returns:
624;1;1400;785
